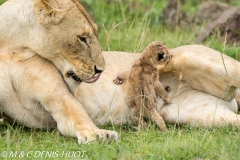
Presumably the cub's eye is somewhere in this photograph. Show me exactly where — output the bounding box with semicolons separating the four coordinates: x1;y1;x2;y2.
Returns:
157;52;165;61
78;36;87;44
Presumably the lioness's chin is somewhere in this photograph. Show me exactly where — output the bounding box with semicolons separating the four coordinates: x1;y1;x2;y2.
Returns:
67;71;101;83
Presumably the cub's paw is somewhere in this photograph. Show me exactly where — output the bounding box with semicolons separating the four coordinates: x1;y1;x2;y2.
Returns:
160;126;168;132
139;121;148;129
133;120;148;131
76;129;119;144
113;76;123;85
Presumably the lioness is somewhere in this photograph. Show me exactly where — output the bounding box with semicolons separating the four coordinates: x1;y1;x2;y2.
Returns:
3;42;240;138
0;0;118;144
113;41;171;131
75;45;240;128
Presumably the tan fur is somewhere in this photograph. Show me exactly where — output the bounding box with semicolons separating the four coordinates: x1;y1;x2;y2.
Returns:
0;0;118;144
3;44;239;135
113;41;171;131
236;91;240;111
74;47;240;128
159;45;240;101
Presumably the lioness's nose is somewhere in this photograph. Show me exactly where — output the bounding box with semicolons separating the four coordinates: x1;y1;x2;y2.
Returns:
94;65;103;74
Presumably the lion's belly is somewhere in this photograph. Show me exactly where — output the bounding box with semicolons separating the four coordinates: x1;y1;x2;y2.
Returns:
75;75;133;126
160;87;238;127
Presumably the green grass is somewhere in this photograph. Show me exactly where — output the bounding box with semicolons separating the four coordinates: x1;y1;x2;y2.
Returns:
1;124;240;159
81;0;240;60
1;0;240;159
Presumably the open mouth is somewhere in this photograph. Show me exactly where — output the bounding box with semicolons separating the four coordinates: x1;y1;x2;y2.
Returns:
67;71;101;83
67;71;82;82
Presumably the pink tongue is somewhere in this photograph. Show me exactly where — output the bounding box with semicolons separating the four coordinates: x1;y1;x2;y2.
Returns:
83;73;101;83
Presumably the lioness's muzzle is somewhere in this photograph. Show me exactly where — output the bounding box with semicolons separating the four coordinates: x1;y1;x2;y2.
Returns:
67;69;102;83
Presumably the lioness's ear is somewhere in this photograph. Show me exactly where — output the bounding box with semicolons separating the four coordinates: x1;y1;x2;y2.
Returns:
33;0;66;25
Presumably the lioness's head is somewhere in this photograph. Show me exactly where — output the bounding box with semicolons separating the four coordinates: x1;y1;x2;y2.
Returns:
33;0;105;83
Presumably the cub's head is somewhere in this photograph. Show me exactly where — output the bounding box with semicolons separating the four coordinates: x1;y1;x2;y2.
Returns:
33;0;105;84
141;41;172;66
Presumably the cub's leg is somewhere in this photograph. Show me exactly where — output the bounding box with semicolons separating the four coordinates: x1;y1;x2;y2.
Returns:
128;97;147;130
147;107;168;132
113;69;129;85
141;94;168;131
130;106;148;130
155;81;171;104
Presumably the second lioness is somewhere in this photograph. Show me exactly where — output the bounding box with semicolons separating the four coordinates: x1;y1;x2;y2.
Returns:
113;41;172;131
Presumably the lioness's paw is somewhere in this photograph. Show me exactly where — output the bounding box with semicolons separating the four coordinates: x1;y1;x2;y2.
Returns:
113;76;123;85
96;129;119;141
77;129;119;144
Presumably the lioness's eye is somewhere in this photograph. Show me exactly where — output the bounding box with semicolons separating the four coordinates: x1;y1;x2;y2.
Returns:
78;36;87;44
157;53;165;61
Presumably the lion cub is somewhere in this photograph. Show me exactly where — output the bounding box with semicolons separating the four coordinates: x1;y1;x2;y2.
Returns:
113;41;172;131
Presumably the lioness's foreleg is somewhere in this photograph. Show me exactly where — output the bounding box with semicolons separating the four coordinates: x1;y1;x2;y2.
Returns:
49;94;119;144
16;56;119;144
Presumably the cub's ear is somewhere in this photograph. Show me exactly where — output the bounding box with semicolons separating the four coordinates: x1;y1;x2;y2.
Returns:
33;0;66;25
